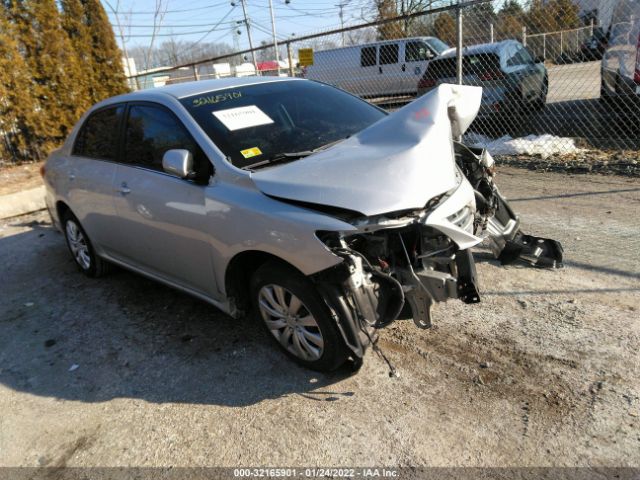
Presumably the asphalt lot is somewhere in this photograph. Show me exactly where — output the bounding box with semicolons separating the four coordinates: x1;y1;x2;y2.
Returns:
546;61;600;104
0;168;639;468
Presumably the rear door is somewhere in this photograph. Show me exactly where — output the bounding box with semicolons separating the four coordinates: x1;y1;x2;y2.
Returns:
376;42;403;96
110;102;218;297
359;45;379;96
67;105;124;254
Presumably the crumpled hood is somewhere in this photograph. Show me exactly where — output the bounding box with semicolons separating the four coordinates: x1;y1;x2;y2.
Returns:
251;84;483;217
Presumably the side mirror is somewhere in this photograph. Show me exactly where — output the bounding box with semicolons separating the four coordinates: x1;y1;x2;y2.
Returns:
162;149;194;179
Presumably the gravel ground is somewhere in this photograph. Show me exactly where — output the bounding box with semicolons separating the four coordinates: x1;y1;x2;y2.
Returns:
0;167;638;469
496;151;640;177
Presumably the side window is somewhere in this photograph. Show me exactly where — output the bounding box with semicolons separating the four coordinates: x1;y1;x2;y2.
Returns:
73;106;124;160
506;45;525;67
124;104;211;180
520;47;534;64
405;41;432;62
379;43;399;65
361;46;377;67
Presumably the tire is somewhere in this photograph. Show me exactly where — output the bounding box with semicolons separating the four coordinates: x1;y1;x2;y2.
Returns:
62;211;110;277
250;261;349;372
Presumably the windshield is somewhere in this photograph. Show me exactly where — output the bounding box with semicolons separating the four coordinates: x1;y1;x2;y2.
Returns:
425;37;450;55
180;80;386;169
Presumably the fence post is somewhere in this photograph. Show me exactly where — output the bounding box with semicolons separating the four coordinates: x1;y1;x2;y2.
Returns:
543;33;546;61
490;23;494;43
456;4;463;86
590;18;594;36
522;26;527;47
560;30;564;57
287;42;294;77
192;64;200;81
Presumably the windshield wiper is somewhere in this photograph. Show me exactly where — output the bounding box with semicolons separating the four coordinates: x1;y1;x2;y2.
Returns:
243;136;351;171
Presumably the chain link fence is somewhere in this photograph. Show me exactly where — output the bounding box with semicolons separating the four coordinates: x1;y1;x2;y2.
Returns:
128;0;640;157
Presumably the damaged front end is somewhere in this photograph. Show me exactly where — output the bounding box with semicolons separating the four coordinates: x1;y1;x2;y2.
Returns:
254;84;564;366
454;141;564;269
312;178;483;363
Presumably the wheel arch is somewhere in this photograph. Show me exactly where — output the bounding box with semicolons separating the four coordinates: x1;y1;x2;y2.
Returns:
224;250;307;316
56;200;72;223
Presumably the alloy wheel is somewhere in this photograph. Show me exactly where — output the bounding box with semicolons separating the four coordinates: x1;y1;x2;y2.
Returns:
65;220;91;270
258;284;324;361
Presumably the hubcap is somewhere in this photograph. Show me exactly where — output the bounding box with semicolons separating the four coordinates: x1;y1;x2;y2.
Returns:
258;284;324;361
65;220;91;270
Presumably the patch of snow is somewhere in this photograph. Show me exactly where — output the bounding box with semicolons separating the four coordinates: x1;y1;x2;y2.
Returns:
464;133;585;159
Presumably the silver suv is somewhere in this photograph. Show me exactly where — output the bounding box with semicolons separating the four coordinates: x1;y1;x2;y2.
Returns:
601;0;640;106
43;78;562;371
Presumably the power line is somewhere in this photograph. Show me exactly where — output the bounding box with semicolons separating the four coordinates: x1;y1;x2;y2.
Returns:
106;1;231;15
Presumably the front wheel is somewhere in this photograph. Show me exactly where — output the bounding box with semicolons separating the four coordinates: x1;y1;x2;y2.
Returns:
530;78;548;112
250;261;349;372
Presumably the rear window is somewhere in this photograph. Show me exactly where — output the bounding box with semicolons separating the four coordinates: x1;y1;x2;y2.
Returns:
425;54;501;79
361;46;377;67
73;105;124;160
180;81;386;169
380;43;399;65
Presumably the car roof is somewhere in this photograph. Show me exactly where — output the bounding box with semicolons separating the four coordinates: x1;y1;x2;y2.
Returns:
107;76;303;103
438;40;517;59
314;36;443;54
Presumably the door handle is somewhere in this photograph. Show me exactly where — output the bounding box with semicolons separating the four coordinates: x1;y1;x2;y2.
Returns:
401;64;406;72
379;66;382;74
118;182;131;195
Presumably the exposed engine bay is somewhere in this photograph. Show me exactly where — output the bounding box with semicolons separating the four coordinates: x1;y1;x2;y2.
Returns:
313;141;563;365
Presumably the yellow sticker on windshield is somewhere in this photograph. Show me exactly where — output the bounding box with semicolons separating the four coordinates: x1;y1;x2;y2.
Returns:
240;147;262;159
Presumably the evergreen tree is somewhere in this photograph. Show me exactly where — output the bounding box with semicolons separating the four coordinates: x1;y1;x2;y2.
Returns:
0;7;38;162
82;0;129;101
463;2;497;43
497;0;524;40
60;0;93;111
6;0;86;158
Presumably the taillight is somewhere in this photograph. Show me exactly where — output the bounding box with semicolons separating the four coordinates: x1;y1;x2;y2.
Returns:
634;32;640;84
418;76;437;89
479;69;505;81
39;164;46;178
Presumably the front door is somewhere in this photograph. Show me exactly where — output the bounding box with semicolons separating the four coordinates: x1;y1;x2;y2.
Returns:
110;102;218;298
402;40;435;94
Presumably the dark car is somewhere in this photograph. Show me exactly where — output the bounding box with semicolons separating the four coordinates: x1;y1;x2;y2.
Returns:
417;40;548;115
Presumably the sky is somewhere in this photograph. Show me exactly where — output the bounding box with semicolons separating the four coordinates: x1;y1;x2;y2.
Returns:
102;0;376;51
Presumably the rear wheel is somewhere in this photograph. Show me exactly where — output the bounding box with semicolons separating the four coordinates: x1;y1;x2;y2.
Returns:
250;261;348;372
62;212;110;277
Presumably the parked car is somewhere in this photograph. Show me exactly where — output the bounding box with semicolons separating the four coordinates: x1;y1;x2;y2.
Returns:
601;0;640;108
417;40;548;114
580;27;608;61
303;36;449;97
43;78;562;372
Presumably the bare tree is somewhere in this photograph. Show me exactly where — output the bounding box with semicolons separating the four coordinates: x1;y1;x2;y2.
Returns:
143;0;169;71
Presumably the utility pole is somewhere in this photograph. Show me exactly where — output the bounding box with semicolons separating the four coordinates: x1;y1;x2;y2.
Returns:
268;0;280;75
336;1;349;46
237;0;259;75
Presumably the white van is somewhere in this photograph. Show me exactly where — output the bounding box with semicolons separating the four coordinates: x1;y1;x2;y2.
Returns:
303;37;449;98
